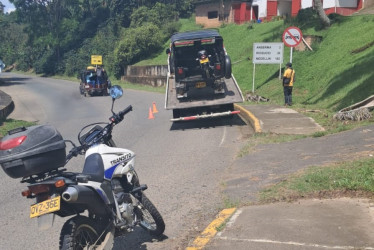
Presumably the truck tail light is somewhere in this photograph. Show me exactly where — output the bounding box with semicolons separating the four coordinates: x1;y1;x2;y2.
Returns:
177;67;184;75
215;63;221;70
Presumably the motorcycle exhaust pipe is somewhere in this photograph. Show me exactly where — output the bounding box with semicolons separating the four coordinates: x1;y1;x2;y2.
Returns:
61;185;109;216
62;187;79;202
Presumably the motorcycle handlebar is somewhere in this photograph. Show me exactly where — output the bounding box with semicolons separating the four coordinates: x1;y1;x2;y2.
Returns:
67;105;133;163
110;105;132;125
119;105;133;119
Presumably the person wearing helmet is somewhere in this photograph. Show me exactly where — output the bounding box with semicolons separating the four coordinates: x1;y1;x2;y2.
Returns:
282;62;295;106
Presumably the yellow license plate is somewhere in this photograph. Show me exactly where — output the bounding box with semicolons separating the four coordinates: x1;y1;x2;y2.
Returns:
30;196;60;218
200;58;209;64
195;82;206;88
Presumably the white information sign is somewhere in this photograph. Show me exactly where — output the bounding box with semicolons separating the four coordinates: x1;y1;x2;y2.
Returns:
253;43;284;64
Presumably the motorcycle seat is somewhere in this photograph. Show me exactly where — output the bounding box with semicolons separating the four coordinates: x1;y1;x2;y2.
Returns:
82;153;104;182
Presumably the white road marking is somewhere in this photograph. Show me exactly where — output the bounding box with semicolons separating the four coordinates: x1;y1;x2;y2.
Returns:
219;126;227;147
215;236;374;249
217;209;242;237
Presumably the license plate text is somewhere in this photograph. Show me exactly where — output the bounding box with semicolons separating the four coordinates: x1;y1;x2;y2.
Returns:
30;196;60;218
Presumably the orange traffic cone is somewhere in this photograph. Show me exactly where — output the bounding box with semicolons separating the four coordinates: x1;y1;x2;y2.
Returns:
152;102;158;113
148;107;155;119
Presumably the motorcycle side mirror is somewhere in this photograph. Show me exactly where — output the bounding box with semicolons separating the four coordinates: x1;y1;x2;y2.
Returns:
110;85;123;113
110;85;123;100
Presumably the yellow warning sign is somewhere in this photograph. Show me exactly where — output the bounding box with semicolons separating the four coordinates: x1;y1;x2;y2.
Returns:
91;55;103;65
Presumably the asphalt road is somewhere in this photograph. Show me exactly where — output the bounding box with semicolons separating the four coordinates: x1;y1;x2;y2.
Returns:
0;73;252;249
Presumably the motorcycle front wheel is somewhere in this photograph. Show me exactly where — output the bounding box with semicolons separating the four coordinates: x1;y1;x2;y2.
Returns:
59;216;101;250
136;194;165;237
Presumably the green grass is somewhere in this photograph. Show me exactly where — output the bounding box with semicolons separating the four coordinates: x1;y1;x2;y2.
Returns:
0;119;36;138
259;157;374;203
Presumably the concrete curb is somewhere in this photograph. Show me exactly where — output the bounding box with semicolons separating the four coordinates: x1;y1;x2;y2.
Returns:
186;208;237;250
234;104;262;133
0;90;14;120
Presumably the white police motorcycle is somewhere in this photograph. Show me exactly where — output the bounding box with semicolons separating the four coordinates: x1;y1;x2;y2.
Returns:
0;85;165;250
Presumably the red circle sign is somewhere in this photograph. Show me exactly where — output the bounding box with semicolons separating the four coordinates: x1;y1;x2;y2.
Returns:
282;27;302;47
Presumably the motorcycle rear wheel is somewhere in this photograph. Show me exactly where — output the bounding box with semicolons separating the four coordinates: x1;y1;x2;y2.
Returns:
59;216;101;250
136;194;165;237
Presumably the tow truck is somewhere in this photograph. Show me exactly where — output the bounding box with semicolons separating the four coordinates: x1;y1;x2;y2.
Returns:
164;29;244;122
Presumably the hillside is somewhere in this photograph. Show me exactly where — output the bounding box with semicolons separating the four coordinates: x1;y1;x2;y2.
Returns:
138;14;374;115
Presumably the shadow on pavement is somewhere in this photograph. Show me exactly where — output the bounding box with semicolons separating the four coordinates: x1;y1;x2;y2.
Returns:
113;227;168;249
169;115;246;131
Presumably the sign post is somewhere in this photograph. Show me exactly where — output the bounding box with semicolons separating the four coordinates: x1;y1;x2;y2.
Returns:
282;27;302;63
252;42;284;93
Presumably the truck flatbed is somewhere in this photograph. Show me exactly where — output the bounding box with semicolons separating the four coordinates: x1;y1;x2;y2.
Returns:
165;75;244;110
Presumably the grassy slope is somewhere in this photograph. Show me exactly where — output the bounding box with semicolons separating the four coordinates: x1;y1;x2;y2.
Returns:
222;15;374;111
138;15;374;113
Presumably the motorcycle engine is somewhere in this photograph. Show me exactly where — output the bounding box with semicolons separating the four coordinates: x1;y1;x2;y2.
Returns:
112;179;135;225
119;200;134;224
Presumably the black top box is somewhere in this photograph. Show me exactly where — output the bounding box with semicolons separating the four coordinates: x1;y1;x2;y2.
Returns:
0;125;66;179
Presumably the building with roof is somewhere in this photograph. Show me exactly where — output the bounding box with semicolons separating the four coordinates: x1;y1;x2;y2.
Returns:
195;0;367;28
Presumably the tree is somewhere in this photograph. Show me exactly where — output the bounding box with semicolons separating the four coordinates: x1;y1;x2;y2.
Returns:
3;0;194;77
9;0;110;74
130;3;177;28
109;0;138;27
115;24;163;74
314;0;330;27
0;1;4;15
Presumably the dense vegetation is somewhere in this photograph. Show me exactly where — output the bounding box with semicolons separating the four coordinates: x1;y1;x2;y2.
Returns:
0;0;194;78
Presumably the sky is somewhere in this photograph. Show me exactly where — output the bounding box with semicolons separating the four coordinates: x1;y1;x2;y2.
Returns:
2;0;15;13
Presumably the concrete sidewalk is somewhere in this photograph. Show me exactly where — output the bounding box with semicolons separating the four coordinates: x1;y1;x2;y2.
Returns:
235;104;325;134
207;198;374;250
189;104;374;250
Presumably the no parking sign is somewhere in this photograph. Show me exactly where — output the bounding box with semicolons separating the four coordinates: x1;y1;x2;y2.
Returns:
282;27;302;48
